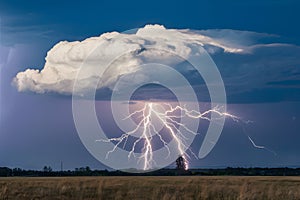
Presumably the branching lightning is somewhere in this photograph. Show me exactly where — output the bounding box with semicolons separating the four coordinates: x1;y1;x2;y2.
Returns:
97;102;240;171
97;102;274;171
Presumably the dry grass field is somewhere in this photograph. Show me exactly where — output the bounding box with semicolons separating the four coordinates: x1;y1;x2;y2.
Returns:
0;176;300;200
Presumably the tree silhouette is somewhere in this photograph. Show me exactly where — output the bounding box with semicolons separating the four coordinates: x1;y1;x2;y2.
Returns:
176;156;186;170
43;166;52;172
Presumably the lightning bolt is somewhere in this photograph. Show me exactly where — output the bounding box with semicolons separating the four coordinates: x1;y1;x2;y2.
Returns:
248;136;265;149
97;102;274;171
247;135;277;156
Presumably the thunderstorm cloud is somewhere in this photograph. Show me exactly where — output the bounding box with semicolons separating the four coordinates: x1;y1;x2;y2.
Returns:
13;24;300;102
12;25;243;94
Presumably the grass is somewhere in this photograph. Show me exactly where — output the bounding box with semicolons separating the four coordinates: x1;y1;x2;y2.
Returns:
1;176;300;199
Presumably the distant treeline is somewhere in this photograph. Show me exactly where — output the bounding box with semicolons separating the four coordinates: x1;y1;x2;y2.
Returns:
1;167;300;177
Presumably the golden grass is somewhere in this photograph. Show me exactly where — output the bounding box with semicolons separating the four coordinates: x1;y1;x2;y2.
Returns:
0;176;300;200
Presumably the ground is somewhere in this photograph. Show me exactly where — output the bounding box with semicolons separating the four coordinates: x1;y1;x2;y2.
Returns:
1;176;300;199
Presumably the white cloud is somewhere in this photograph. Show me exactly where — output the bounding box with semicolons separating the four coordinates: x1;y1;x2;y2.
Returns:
13;24;299;98
13;24;246;95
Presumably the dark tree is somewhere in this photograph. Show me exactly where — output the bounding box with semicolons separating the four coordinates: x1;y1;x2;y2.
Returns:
176;156;186;170
85;166;91;172
43;166;52;172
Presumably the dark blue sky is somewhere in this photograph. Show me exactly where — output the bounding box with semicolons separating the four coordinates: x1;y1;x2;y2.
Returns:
2;0;300;44
1;0;300;170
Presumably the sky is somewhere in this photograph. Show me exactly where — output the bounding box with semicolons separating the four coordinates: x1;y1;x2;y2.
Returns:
0;0;300;170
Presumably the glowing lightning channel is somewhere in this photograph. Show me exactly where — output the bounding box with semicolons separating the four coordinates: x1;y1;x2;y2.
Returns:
247;135;277;156
248;136;265;149
97;102;275;171
97;102;241;171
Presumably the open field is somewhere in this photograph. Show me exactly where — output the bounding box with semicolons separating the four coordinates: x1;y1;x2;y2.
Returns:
1;176;300;200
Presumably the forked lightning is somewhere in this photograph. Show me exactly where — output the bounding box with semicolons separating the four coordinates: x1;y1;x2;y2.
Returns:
97;102;271;170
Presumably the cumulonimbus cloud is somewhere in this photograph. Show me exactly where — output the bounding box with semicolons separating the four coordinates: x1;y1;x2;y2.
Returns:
13;24;300;103
13;24;247;95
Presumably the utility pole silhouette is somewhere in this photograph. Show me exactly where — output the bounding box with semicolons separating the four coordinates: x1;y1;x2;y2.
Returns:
60;161;63;172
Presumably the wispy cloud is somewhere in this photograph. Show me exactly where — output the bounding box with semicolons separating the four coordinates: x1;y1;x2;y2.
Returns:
0;14;58;46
